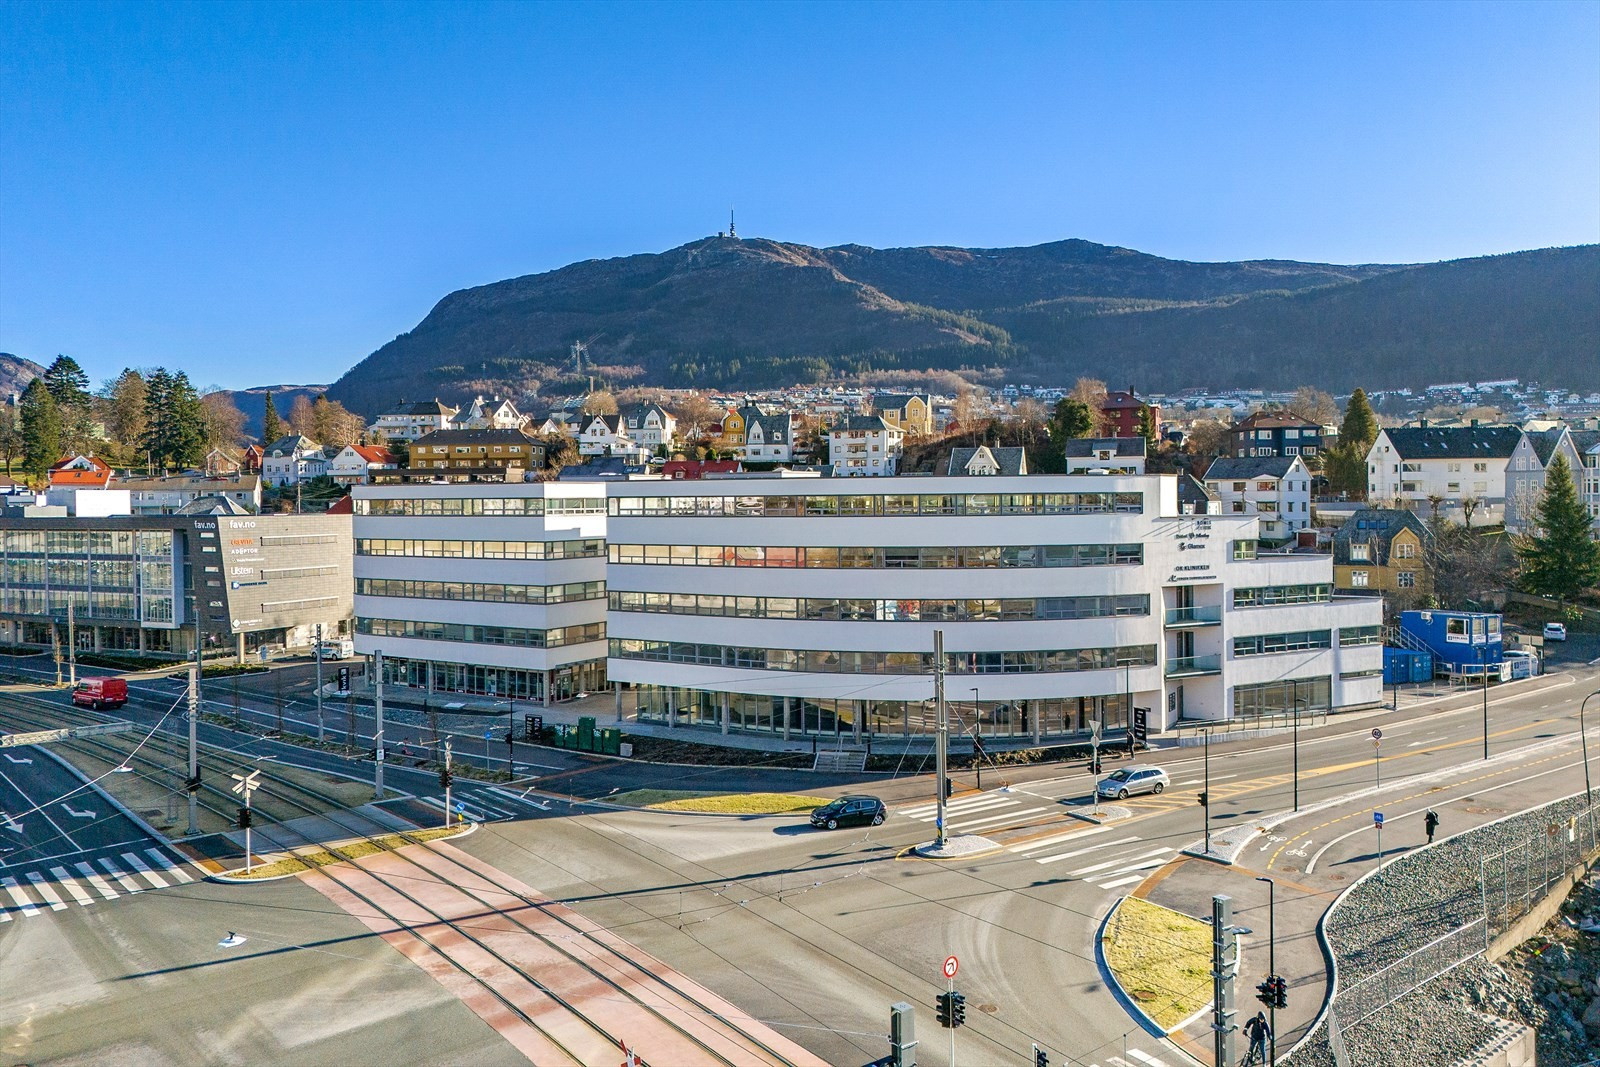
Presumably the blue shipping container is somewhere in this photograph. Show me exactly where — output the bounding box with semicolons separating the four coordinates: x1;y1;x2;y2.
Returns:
1399;610;1503;672
1383;648;1434;685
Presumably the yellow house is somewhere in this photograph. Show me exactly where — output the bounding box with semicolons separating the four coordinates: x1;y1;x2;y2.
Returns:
720;408;747;446
875;393;934;437
1332;509;1432;594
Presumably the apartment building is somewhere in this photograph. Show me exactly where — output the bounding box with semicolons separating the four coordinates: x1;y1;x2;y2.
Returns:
350;483;609;704
370;399;458;443
0;511;352;657
1366;424;1520;526
408;428;547;477
1228;411;1326;459
827;415;904;476
1203;456;1314;543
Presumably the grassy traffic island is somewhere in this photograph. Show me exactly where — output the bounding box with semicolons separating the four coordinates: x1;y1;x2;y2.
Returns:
1101;896;1214;1032
229;825;468;880
607;789;830;815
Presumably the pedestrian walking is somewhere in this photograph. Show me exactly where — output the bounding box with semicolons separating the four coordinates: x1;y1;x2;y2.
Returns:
1424;809;1439;844
1242;1011;1271;1065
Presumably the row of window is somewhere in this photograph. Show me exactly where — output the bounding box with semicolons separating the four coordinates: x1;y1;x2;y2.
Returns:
1231;583;1332;608
608;543;1144;569
355;538;606;560
355;496;605;517
606;492;1144;518
356;618;606;648
609;639;1159;675
1339;625;1382;646
2;529;173;556
607;591;1151;622
356;578;605;604
1232;630;1332;657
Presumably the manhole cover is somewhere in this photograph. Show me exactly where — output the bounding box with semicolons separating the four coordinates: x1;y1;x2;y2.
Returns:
1465;807;1506;815
1278;865;1300;873
978;1003;999;1014
1329;874;1347;882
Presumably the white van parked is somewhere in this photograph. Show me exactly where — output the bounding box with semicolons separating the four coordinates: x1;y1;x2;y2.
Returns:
315;638;355;660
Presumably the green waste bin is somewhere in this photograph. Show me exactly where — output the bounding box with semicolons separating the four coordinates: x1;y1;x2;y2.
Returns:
599;727;621;755
577;716;596;752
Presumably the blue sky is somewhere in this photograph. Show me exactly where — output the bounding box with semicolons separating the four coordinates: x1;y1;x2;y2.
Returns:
2;0;1596;390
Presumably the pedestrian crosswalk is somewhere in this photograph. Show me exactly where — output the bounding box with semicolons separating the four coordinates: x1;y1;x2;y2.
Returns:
0;844;201;923
418;784;553;824
1005;824;1179;889
1084;1051;1174;1067
899;791;1067;835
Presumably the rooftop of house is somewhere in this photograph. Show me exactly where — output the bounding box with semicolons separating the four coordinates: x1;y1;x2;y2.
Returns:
1064;437;1147;458
343;444;396;465
875;392;931;410
173;494;253;516
118;474;262;492
661;460;742;479
48;468;114;488
1332;507;1431;565
385;398;458;418
1178;473;1218;506
1232;409;1322;431
413;428;542;447
1102;389;1154;411
1203;455;1301;481
946;446;1028;476
1381;425;1522;459
832;415;897;433
263;434;321;456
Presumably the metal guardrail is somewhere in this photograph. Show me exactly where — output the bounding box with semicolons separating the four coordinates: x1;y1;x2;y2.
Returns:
1163;606;1223;627
1164;654;1222;676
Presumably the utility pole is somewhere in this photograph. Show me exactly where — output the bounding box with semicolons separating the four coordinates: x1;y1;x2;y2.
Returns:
66;599;76;686
1203;728;1212;854
443;737;453;828
1291;680;1300;811
1211;894;1237;1067
1481;644;1490;761
373;649;385;800
934;629;947;850
314;623;325;743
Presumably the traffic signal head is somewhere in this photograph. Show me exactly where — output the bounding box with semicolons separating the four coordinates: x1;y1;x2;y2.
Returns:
935;991;953;1029
950;992;966;1028
438;766;453;789
1034;1044;1049;1067
1255;978;1274;1008
1198;791;1209;808
236;806;252;830
185;774;202;794
1273;975;1288;1009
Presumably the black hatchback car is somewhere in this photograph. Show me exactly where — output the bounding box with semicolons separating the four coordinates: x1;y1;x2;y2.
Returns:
810;795;887;830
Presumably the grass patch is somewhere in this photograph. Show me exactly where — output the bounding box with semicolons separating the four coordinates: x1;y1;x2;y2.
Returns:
609;789;829;814
233;825;466;879
1101;896;1214;1031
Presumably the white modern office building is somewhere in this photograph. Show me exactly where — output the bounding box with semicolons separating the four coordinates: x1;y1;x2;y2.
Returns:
350;483;609;704
352;474;1382;739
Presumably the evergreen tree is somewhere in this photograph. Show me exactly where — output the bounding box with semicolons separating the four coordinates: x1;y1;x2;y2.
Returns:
1137;404;1159;451
1338;389;1379;452
261;390;283;444
1516;455;1600;603
141;369;174;470
43;355;91;410
19;379;63;482
142;368;205;470
1048;398;1095;440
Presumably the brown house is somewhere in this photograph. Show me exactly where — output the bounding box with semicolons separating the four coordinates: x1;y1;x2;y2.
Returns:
406;428;546;478
1332;508;1432;594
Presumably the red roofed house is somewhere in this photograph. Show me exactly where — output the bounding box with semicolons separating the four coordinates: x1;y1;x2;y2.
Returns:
48;454;113;489
242;444;264;473
328;444;397;486
1100;388;1160;439
661;459;742;480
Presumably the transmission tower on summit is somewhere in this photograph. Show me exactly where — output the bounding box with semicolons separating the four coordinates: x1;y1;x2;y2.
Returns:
728;208;737;240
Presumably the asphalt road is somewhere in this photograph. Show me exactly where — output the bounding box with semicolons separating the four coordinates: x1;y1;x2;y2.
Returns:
3;653;1597;1067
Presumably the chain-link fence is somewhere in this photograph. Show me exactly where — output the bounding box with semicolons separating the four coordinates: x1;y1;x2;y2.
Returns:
1330;917;1487;1035
1480;797;1600;940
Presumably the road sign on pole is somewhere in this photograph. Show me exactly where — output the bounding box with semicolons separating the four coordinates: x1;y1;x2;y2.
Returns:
943;955;959;979
1373;811;1384;827
1371;728;1383;742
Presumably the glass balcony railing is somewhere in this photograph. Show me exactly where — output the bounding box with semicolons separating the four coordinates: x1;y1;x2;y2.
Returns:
1164;606;1223;628
1166;654;1223;676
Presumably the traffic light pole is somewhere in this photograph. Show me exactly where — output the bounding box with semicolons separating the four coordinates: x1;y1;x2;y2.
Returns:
1256;876;1277;1066
1203;729;1211;854
187;662;200;836
314;623;325;744
373;649;385;801
443;738;453;829
933;629;947;850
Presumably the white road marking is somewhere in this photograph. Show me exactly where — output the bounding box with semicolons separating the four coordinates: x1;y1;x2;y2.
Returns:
49;867;96;906
951;808;1055;832
120;852;169;888
2;876;40;916
1097;874;1148;890
1008;824;1116;853
1066;847;1174;877
98;857;145;894
1035;836;1143;863
24;872;67;910
1127;1050;1168;1065
145;849;193;883
74;862;119;900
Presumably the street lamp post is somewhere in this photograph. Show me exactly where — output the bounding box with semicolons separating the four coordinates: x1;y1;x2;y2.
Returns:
313;623;325;744
970;686;981;789
1581;689;1599;805
1290;679;1302;812
1255;875;1277;1066
1203;728;1212;855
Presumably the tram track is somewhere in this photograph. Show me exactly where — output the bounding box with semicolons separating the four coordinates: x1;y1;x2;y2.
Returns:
0;692;815;1066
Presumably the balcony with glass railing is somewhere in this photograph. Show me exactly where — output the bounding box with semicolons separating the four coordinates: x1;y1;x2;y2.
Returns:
1166;654;1223;677
1164;606;1223;628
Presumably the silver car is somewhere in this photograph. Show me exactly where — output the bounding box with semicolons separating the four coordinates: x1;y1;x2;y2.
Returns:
1097;766;1170;799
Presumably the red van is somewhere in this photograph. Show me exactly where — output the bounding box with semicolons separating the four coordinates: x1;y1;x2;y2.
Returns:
72;677;128;710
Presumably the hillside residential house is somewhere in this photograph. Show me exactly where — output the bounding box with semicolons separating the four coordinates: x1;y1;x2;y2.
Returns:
371;399;459;443
828;415;904;476
118;474;262;514
1101;388;1160;439
328;444;398;486
453;396;525;431
1064;438;1147;475
1178;474;1221;515
874;393;934;437
242;444;263;473
262;434;329;486
408;428;545;476
1505;427;1600;534
620;404;677;451
1366;424;1521;526
739;408;794;464
577;414;651;462
1203;456;1313;543
946;446;1028;477
661;460;742;480
1332;508;1431;593
48;454;113;489
1229;411;1326;459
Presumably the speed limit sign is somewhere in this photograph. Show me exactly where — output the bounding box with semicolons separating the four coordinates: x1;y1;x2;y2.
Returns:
943;955;959;979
